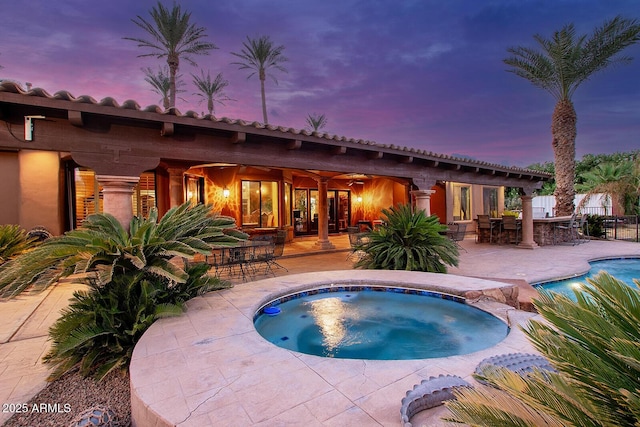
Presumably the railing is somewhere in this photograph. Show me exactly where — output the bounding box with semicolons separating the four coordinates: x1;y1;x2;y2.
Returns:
601;215;639;242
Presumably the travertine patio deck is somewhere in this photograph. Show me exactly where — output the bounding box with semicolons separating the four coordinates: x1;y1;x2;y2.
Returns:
2;236;639;425
129;270;538;426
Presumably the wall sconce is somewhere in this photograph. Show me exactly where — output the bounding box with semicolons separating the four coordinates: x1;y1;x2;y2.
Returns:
223;187;230;198
356;196;363;203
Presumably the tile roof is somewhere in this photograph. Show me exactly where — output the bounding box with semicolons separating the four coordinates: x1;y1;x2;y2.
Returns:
0;81;551;179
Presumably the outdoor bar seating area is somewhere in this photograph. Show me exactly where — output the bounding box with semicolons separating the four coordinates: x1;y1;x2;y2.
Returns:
475;214;590;246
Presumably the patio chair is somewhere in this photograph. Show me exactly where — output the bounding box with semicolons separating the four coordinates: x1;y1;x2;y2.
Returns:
347;227;368;261
265;229;288;272
447;222;467;252
554;214;579;245
476;215;497;243
577;214;590;243
500;216;521;245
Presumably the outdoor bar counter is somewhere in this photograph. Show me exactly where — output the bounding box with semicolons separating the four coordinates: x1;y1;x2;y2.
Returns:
532;215;574;246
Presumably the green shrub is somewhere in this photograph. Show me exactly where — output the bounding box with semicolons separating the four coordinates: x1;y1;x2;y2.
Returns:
0;225;36;265
0;202;247;379
355;203;458;272
587;214;606;238
446;272;640;426
44;263;225;380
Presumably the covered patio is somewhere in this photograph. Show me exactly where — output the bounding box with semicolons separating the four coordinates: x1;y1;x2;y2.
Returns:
0;81;551;250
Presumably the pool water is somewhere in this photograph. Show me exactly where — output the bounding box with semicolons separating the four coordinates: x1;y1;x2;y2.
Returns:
536;258;640;299
254;288;509;360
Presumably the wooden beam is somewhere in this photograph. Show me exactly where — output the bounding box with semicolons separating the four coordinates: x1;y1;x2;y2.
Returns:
367;151;383;160
331;146;347;155
287;139;302;150
400;155;413;164
68;110;83;127
161;122;174;136
230;132;246;144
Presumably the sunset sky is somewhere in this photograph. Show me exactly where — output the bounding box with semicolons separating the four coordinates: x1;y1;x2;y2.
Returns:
1;0;638;167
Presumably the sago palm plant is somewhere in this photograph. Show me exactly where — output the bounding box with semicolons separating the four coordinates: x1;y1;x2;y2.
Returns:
0;202;247;379
0;224;35;265
445;272;640;426
355;203;458;272
44;263;218;380
0;202;246;297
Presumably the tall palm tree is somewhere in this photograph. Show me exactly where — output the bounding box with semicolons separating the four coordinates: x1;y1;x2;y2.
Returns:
231;35;288;124
142;66;185;109
305;113;328;132
192;70;233;115
504;16;640;216
124;1;217;108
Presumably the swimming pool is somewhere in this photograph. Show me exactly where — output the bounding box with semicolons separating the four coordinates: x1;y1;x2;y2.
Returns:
535;258;640;299
254;286;509;360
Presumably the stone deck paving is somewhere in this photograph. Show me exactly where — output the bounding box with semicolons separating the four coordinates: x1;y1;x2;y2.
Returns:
1;235;639;425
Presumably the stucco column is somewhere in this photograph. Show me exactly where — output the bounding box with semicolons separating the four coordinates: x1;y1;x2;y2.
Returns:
519;194;538;249
411;189;436;216
315;178;335;249
167;168;186;208
97;175;139;230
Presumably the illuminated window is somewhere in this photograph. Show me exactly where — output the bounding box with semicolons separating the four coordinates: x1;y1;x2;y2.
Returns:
453;185;471;221
241;180;279;227
483;187;499;218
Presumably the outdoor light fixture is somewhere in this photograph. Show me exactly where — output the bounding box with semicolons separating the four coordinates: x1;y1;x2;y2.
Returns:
223;187;230;198
24;115;46;141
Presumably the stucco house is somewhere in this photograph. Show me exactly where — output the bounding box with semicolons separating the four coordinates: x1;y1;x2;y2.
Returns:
0;82;550;248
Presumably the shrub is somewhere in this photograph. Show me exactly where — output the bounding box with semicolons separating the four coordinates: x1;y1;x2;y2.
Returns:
0;202;247;379
44;263;225;380
587;214;606;238
355;203;458;272
0;224;36;265
445;272;640;426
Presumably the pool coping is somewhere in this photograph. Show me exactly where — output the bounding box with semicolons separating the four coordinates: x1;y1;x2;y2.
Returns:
532;255;640;286
130;270;541;426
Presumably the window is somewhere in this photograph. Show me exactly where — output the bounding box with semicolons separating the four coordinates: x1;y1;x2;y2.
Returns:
241;180;279;227
453;185;471;221
71;168;156;228
483;187;499;218
184;175;204;206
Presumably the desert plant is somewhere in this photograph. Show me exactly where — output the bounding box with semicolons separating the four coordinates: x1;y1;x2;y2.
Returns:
44;262;224;380
445;272;640;426
587;214;606;239
355;203;458;272
0;202;246;297
0;224;35;265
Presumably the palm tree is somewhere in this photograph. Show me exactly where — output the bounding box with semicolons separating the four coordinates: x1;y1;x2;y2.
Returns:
577;160;640;215
231;35;288;124
445;272;640;426
192;70;233;115
305;113;328;132
142;66;185;109
124;1;217;108
504;16;640;216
